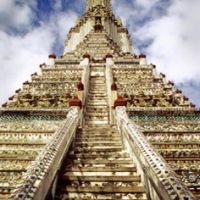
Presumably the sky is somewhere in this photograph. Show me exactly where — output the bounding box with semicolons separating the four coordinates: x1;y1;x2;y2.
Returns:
0;0;200;107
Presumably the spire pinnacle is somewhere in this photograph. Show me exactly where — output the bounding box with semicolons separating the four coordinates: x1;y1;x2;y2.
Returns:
86;0;112;12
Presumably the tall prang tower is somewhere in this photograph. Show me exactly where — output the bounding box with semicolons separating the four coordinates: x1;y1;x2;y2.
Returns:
0;0;199;200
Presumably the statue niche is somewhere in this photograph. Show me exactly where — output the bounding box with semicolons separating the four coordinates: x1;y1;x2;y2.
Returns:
94;16;103;32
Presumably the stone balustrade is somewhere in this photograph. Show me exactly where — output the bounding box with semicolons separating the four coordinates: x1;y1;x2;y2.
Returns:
9;106;81;200
0;114;66;197
129;111;200;194
115;106;197;200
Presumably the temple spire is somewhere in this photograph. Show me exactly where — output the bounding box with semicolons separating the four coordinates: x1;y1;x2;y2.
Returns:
86;0;112;12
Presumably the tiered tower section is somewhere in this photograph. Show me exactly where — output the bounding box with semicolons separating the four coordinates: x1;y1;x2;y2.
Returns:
63;0;132;56
0;56;84;199
0;0;199;199
4;58;82;109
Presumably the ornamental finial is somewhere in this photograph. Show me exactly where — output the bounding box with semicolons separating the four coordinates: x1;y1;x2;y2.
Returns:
86;0;112;12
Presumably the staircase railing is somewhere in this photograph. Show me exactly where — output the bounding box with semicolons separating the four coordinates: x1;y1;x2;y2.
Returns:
9;106;82;200
115;106;197;200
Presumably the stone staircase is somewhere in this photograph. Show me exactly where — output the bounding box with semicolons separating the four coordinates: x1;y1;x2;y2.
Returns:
54;63;147;200
85;64;109;125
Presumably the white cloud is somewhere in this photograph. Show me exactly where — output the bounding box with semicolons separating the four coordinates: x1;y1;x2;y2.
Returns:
0;1;78;104
0;0;200;107
113;0;200;106
0;0;36;32
136;0;200;83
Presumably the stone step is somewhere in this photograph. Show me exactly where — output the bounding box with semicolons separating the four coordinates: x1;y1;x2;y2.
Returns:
76;137;119;141
84;113;108;117
75;142;121;146
78;129;118;134
77;130;118;135
86;105;108;109
63;185;145;193
65;166;137;172
87;100;107;104
88;93;106;96
75;137;120;142
64;171;138;177
79;131;117;135
85;121;109;125
65;163;136;169
89;85;105;88
89;80;105;82
59;192;147;200
90;69;105;72
83;124;115;128
89;84;105;86
78;137;118;141
89;91;106;94
77;133;119;137
62;175;141;182
65;159;133;165
89;85;106;88
81;128;117;132
86;43;109;47
86;103;108;107
74;147;122;153
70;152;129;159
88;93;107;96
81;127;117;132
86;108;108;113
89;83;105;85
85;109;108;112
90;75;105;78
89;83;105;86
87;97;107;100
78;129;117;133
75;138;121;143
89;82;105;85
86;102;108;105
89;86;106;89
84;117;109;122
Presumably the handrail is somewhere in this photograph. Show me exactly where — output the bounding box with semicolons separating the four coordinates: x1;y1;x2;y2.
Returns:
115;106;197;200
9;106;82;200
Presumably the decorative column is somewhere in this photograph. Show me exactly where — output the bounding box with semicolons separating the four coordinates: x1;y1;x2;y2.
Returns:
2;103;7;108
77;78;84;104
81;53;90;67
111;82;118;107
48;54;56;67
114;95;127;108
69;96;82;108
69;96;83;127
139;53;147;65
105;53;114;66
